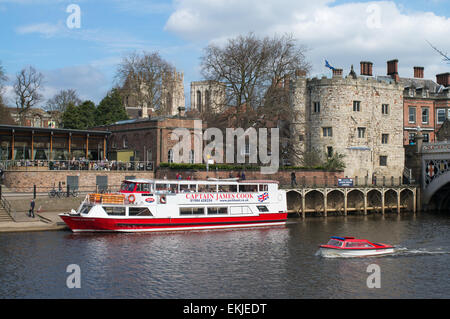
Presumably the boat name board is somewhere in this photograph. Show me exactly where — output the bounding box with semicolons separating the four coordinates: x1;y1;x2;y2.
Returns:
185;192;268;203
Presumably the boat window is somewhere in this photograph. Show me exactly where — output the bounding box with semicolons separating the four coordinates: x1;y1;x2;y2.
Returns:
239;184;258;192
156;183;169;191
103;206;126;216
180;184;195;193
136;183;151;192
230;206;250;215
80;204;93;215
156;183;178;193
198;184;215;192
120;182;136;192
180;207;205;215
256;205;269;212
207;207;228;215
129;207;153;216
326;239;343;247
218;185;231;192
259;184;268;191
345;242;374;248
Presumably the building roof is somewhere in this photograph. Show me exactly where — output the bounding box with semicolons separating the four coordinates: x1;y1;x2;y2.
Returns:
0;124;110;135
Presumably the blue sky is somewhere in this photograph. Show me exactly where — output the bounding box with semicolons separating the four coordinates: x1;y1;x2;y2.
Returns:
1;0;449;107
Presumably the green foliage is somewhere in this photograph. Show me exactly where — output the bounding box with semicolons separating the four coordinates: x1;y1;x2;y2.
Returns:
61;103;82;129
95;88;128;126
323;152;346;171
77;100;96;129
60;88;128;129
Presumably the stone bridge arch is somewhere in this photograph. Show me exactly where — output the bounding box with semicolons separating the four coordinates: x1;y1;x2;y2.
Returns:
422;170;450;205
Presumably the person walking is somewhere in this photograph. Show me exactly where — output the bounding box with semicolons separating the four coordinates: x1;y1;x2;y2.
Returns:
29;199;35;218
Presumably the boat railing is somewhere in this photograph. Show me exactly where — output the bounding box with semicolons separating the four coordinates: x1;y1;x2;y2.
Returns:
87;193;125;205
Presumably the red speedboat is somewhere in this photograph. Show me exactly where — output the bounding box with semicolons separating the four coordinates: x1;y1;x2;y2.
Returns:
318;236;395;257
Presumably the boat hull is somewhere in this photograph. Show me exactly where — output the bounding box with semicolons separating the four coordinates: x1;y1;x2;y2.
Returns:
318;247;395;257
59;213;288;232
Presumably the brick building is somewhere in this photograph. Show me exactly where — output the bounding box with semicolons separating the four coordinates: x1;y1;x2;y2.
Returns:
376;60;450;146
97;115;206;168
8;107;58;128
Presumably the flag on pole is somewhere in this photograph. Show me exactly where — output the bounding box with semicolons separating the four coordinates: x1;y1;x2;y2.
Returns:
325;59;336;71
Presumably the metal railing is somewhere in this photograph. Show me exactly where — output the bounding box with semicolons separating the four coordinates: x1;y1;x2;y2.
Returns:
0;189;16;221
0;160;154;172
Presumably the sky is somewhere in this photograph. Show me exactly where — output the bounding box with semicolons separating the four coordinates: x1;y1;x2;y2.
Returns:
1;0;449;108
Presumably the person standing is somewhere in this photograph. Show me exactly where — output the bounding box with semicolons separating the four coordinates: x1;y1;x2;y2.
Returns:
29;199;35;218
291;172;298;187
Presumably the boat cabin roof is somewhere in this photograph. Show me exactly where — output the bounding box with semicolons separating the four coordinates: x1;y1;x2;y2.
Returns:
122;179;279;185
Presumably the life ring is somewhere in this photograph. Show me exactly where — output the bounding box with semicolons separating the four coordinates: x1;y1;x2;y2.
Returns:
128;194;135;204
160;196;166;204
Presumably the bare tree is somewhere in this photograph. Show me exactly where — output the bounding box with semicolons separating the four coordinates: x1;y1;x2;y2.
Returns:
14;66;44;124
0;61;7;95
115;51;174;116
45;89;82;125
427;40;450;64
200;33;310;128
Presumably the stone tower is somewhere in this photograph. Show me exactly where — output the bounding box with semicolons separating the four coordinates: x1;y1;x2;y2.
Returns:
289;64;405;180
161;70;186;116
190;80;227;114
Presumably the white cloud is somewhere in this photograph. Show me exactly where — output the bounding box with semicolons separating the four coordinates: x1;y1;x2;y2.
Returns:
165;0;450;79
15;22;64;37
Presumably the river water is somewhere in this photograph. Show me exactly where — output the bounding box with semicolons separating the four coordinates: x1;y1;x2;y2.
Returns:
0;213;449;299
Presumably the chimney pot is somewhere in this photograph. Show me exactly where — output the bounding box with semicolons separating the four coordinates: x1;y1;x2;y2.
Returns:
387;59;399;82
414;66;424;79
436;73;450;87
360;61;373;76
332;68;343;77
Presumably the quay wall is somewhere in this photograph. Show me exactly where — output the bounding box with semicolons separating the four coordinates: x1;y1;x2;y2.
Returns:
3;170;155;192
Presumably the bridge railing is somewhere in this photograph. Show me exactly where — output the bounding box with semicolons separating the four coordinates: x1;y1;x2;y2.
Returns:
285;175;412;188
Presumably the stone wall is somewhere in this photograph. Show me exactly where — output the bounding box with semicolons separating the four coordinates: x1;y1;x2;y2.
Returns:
3;170;155;192
290;73;405;180
3;168;345;192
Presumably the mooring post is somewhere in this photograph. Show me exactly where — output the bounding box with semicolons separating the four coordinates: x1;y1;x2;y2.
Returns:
364;190;367;215
344;189;348;216
413;188;417;213
302;190;306;218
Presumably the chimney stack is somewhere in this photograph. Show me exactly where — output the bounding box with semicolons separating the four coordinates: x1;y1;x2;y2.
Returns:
332;68;343;77
436;73;450;87
414;67;424;79
387;59;399;82
360;61;373;76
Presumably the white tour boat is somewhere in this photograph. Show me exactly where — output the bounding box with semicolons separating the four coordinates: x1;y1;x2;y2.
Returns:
59;178;288;232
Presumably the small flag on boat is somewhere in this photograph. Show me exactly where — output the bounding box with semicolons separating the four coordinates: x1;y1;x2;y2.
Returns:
258;192;269;202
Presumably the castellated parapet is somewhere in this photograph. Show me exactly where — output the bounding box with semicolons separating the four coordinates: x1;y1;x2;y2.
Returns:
290;72;405;180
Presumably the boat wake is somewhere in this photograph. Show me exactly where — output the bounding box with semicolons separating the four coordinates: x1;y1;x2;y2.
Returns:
315;247;450;258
